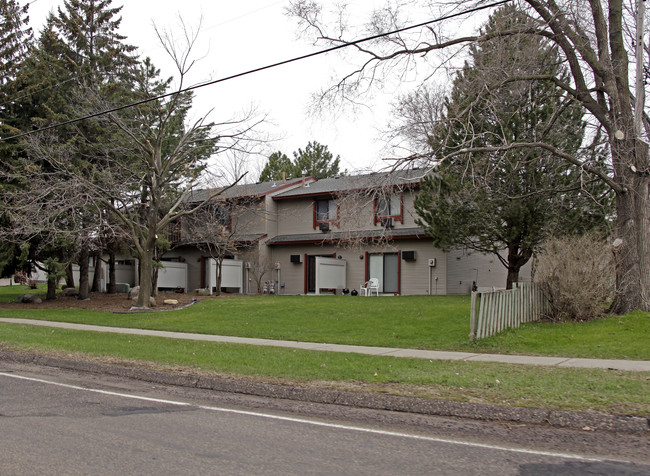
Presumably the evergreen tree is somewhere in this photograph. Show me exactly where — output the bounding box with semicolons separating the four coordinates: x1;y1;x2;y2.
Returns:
259;151;292;182
414;5;612;289
259;141;344;181
0;0;33;278
3;1;139;297
0;0;33;172
292;141;343;179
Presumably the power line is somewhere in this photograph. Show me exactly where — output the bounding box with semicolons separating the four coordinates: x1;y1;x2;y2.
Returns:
0;1;286;109
1;0;511;143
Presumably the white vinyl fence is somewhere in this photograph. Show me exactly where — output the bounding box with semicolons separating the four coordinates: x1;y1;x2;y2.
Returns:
315;257;347;295
157;261;188;290
470;283;550;341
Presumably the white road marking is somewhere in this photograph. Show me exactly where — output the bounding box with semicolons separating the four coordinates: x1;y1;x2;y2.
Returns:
0;371;609;462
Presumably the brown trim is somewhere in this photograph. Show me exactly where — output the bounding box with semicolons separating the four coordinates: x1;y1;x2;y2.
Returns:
259;177;316;196
373;196;378;225
200;257;206;289
364;252;369;281
274;190;337;201
314;197;340;229
267;233;431;246
233;234;268;246
272;181;420;201
397;250;402;295
374;192;404;224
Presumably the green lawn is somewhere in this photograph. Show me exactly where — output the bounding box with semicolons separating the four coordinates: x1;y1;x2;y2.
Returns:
0;323;648;416
1;289;648;360
2;286;649;415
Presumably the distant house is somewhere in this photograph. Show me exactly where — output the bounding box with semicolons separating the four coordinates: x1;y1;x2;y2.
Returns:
156;169;530;295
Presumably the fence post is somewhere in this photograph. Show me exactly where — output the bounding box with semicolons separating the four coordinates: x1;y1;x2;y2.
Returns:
470;291;478;341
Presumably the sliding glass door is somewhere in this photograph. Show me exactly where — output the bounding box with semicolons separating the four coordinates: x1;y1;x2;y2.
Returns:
368;253;399;294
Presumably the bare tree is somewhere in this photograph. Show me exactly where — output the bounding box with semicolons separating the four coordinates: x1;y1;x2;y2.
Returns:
240;250;274;294
182;199;242;295
289;0;650;313
0;159;110;299
12;18;263;308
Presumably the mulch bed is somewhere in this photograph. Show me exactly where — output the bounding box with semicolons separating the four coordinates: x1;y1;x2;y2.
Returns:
0;291;203;313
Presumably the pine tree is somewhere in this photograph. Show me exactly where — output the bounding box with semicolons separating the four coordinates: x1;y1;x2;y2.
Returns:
5;1;140;297
259;141;344;181
259;152;293;181
414;5;612;289
0;0;33;162
0;0;34;278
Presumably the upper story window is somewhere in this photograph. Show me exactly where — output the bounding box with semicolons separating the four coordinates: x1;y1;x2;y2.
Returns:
167;218;182;243
214;203;231;228
375;192;403;224
314;198;338;228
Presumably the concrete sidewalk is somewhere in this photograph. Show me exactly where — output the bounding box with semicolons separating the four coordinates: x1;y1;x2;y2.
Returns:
2;317;649;372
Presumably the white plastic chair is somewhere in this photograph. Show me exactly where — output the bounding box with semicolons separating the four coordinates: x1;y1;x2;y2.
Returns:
360;278;380;296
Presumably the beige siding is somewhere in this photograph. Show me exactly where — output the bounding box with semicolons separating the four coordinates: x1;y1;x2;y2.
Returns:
231;199;266;236
277;199;315;234
264;195;279;238
269;239;446;295
446;248;532;294
337;193;375;231
398;241;447;295
401;191;420;227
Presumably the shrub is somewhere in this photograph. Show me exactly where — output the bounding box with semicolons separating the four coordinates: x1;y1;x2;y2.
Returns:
533;233;614;321
13;270;37;289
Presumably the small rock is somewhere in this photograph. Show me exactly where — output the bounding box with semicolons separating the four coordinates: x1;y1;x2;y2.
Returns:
193;288;211;296
62;287;79;297
128;286;140;300
16;294;42;304
163;299;179;305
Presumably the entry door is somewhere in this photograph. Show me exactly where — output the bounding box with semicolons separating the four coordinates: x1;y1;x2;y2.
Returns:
308;256;317;293
368;253;399;294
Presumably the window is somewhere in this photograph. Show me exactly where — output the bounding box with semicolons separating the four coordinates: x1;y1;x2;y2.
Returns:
213;203;231;228
167;219;182;243
314;198;337;226
375;192;403;223
368;253;399;294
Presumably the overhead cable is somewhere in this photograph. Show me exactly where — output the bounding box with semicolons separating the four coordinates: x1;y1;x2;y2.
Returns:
1;0;511;142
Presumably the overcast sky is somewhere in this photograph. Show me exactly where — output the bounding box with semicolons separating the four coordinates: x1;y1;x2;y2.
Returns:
25;0;407;179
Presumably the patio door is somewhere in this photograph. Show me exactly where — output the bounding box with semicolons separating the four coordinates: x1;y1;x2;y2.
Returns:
368;253;399;294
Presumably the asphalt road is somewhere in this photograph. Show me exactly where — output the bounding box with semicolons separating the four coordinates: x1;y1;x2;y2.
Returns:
1;363;648;475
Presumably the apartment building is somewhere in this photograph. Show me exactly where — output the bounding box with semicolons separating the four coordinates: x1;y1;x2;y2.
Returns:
161;169;528;295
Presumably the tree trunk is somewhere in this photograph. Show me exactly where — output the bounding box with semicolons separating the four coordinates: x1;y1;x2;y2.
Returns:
65;263;75;288
215;257;223;296
46;275;57;300
77;245;90;300
136;238;155;308
609;174;650;313
91;252;102;292
506;267;519;290
151;263;159;297
108;250;116;294
505;246;529;290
